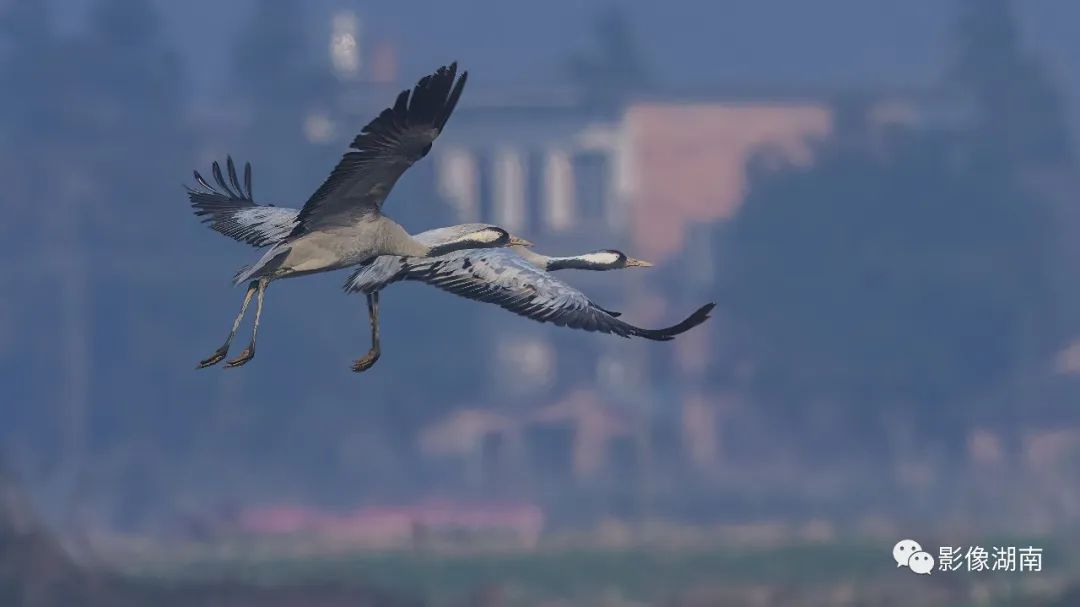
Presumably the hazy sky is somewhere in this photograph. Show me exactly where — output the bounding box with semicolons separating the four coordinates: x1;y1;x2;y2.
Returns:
54;0;1080;110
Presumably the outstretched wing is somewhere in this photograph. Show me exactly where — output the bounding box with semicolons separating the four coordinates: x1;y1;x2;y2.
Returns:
186;156;299;247
400;249;715;341
345;255;410;295
342;224;497;294
288;63;468;237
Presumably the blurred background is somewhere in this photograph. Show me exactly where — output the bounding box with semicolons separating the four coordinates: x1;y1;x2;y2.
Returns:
3;0;1080;605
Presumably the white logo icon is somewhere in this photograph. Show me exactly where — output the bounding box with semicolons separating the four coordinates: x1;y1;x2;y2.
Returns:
892;539;923;567
908;551;935;574
895;540;1043;574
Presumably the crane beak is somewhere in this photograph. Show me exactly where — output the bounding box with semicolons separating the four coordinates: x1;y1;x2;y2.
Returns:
626;257;654;268
510;236;534;247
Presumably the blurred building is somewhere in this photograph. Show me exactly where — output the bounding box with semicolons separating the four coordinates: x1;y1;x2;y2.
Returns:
177;11;951;512
316;77;944;502
166;29;957;519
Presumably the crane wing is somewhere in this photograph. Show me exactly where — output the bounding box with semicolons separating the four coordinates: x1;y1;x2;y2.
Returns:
342;225;502;294
186;156;298;247
398;249;715;341
288;63;467;237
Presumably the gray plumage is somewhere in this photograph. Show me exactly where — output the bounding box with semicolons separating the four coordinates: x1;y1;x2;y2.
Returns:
186;157;298;247
189;165;714;344
344;225;502;293
188;63;514;370
288;63;467;238
229;63;487;286
347;248;715;341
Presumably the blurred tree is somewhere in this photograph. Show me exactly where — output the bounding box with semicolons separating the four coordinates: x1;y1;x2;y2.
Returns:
228;0;339;239
949;0;1080;450
949;0;1074;169
0;1;72;532
0;0;70;241
232;0;336;163
719;0;1075;480
0;0;61;142
564;6;652;111
233;0;334;116
0;461;91;606
25;0;196;530
722;123;1059;463
74;0;191;399
72;0;190;248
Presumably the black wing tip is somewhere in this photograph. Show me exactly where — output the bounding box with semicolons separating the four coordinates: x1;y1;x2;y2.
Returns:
635;302;716;341
667;302;716;336
695;302;718;317
185;157;256;205
594;303;623;318
358;61;468;141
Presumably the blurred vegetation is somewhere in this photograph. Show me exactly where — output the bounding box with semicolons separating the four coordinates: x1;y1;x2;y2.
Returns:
0;466;417;606
949;0;1074;169
725;123;1057;459
116;536;1080;607
564;5;653;111
720;0;1076;470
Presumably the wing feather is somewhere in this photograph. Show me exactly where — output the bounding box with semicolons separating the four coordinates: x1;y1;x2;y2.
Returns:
186;157;298;247
288;63;468;237
399;249;715;341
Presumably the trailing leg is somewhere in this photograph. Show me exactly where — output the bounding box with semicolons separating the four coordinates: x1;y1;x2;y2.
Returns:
224;277;269;368
351;292;382;373
197;281;257;368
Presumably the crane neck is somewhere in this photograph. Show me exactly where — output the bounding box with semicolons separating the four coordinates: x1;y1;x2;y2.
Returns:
512;246;554;270
545;255;609;271
426;235;498;257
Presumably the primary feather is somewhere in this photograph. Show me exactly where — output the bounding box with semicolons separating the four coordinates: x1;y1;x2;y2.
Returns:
288;62;468;237
348;249;714;341
186;156;298;247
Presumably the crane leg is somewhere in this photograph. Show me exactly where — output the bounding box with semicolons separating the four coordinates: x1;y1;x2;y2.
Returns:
351;292;381;373
224;277;269;368
197;280;257;368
